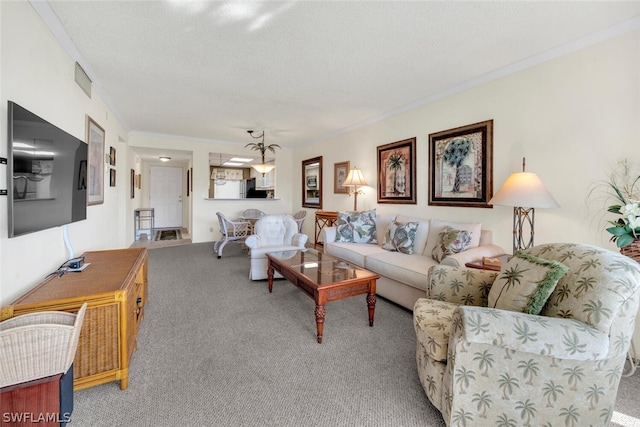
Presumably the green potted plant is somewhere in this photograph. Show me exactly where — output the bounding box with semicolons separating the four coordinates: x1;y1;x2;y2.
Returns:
592;159;640;259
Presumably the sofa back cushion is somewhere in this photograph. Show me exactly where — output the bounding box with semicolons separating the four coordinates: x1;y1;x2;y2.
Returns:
396;215;430;255
423;219;482;257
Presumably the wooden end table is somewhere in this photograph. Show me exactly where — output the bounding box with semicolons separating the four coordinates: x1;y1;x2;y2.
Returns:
266;249;379;343
465;254;511;271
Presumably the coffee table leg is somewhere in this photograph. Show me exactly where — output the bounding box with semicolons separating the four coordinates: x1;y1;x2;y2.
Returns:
267;262;274;293
367;293;376;327
315;304;326;343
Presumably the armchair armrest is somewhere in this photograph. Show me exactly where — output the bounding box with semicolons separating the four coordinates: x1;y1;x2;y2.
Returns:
292;233;308;248
452;306;610;361
427;265;498;306
245;235;261;249
441;244;506;267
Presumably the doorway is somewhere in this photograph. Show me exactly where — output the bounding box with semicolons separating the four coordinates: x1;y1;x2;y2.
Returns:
150;166;183;228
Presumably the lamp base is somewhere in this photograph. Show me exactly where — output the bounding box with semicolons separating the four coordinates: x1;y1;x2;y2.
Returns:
512;207;535;253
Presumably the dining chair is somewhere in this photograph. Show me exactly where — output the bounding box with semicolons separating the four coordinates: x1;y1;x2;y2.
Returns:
214;212;251;258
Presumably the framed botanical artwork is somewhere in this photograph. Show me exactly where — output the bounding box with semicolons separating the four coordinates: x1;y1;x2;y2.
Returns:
334;161;350;194
110;169;116;187
377;137;416;204
86;116;105;205
428;120;493;208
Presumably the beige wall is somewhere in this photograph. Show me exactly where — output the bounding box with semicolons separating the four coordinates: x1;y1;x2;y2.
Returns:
0;1;131;304
295;29;639;254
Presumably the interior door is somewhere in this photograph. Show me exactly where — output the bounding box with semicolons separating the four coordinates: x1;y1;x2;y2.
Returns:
150;166;183;228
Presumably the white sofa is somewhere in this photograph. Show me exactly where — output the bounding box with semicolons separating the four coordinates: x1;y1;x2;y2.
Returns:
321;213;505;310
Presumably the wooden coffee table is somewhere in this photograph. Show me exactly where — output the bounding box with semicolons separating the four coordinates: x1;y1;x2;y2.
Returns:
266;249;379;343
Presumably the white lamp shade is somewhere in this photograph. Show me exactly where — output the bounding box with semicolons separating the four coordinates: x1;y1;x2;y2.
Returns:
343;168;368;187
251;164;275;174
490;172;559;208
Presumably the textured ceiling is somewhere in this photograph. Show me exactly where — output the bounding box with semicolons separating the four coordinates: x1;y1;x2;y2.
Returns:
40;1;640;149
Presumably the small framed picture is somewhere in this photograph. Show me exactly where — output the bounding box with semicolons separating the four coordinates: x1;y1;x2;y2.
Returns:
334;161;350;194
130;169;135;198
306;175;317;188
109;146;116;166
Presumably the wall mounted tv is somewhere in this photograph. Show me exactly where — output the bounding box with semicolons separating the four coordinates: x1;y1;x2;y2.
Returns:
7;101;88;238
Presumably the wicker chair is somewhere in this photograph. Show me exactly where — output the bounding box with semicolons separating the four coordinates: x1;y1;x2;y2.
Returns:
0;303;87;388
242;209;266;219
214;212;251;258
292;210;307;233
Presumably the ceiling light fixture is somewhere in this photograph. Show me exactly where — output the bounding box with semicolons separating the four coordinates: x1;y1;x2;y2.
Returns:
159;156;171;162
212;153;227;186
245;130;280;176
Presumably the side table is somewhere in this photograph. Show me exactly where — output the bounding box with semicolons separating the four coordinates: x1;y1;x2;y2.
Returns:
465;254;511;271
134;208;154;240
314;210;338;248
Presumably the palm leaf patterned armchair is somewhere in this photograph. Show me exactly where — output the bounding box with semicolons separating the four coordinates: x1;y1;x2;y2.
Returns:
413;243;640;427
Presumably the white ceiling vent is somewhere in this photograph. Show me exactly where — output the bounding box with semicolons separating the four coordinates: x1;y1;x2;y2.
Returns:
74;62;92;98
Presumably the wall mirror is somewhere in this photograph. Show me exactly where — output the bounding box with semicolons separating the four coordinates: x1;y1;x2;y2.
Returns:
208;152;275;199
302;156;322;208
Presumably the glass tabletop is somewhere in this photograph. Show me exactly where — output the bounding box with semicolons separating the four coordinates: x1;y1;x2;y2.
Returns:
267;249;377;285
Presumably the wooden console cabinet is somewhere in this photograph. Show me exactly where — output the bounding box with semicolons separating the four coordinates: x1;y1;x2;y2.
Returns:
0;248;148;391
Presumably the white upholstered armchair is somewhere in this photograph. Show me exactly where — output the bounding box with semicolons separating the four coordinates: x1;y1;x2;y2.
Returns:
245;214;308;280
413;243;640;426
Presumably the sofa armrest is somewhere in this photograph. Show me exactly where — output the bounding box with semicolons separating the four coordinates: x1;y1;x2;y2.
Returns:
427;265;498;306
452;305;610;361
292;233;309;248
441;244;506;267
320;226;337;250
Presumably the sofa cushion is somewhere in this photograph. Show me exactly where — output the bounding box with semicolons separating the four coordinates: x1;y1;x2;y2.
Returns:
396;215;430;254
488;251;569;314
431;226;473;262
382;220;420;254
413;298;458;362
325;242;386;267
365;251;435;292
335;209;377;243
423;219;481;257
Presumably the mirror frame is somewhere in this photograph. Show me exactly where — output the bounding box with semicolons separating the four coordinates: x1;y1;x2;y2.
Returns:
302;156;322;209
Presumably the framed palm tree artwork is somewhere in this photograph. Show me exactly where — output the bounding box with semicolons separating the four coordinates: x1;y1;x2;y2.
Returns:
377;137;416;204
428;120;493;207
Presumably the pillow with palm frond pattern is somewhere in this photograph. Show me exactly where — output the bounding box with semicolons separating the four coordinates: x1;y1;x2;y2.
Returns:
488;250;569;314
382;220;419;254
431;226;472;262
334;209;377;243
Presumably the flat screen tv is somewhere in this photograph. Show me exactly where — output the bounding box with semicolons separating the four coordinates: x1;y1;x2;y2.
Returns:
7;101;88;238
